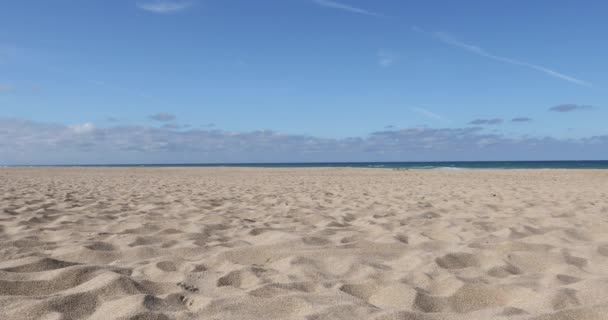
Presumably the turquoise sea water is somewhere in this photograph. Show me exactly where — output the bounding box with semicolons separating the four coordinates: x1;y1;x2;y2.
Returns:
22;161;608;169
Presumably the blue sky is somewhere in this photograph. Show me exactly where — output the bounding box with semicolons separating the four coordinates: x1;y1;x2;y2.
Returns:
1;0;607;164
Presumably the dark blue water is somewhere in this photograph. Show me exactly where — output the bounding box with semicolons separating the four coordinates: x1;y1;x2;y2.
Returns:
29;161;608;169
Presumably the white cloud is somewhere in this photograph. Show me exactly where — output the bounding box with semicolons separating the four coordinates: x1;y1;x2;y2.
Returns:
313;0;383;17
136;1;194;14
1;118;607;165
69;123;96;134
433;32;591;87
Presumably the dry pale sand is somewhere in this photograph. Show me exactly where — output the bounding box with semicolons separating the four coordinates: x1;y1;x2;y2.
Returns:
1;168;608;320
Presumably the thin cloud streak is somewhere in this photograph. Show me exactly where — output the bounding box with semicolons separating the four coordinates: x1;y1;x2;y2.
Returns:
511;117;533;122
149;112;177;122
469;118;503;125
1;40;170;105
549;104;594;112
433;32;591;87
87;79;171;106
136;1;194;14
412;107;448;123
313;0;383;17
42;65;172;107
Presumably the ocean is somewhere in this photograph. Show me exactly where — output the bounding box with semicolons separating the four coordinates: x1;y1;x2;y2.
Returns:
21;160;608;169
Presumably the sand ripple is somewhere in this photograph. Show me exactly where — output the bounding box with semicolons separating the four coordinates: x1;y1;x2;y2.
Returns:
1;167;608;319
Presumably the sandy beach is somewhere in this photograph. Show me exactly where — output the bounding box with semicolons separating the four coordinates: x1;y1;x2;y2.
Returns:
1;167;608;320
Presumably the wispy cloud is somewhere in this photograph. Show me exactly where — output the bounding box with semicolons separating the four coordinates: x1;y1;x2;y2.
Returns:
313;0;383;17
511;117;533;122
377;49;399;67
412;107;448;122
87;79;171;105
41;65;172;107
549;104;594;112
137;1;194;14
149;112;177;122
432;32;590;87
469;118;503;125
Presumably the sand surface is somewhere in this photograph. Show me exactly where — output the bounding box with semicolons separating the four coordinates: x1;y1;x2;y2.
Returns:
1;168;608;320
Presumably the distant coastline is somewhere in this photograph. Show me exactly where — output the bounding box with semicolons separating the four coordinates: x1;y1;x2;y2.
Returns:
4;160;608;169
